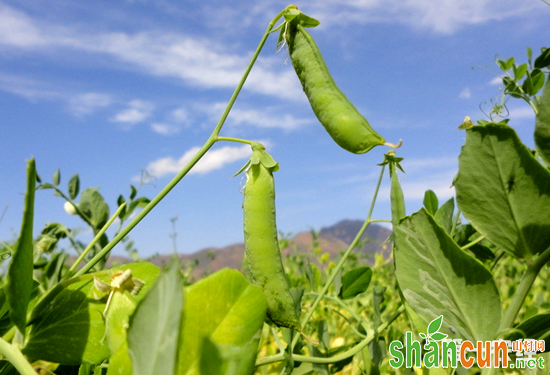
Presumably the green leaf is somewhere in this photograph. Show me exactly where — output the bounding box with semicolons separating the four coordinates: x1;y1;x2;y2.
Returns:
503;312;550;346
23;263;159;365
176;268;267;375
503;76;523;98
394;209;501;342
199;337;224;375
338;267;372;300
53;168;61;186
6;158;36;335
68;174;80;200
129;185;137;200
523;69;544;96
505;57;515;70
293;12;320;28
127;262;184;375
536;76;550;167
532;69;545;94
372;286;386;328
427;315;443;335
454;124;550;259
0;361;17;375
423;190;439;215
467;243;496;263
105;290;136;354
430;332;448;341
513;63;528;81
434;198;454;234
106;342;132;375
79;188;110;229
535;47;550;69
497;59;508;71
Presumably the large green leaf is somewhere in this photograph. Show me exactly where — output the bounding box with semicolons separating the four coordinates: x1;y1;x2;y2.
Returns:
23;262;159;365
177;268;267;375
454;124;550;259
6;158;36;335
127;262;184;375
535;76;550;167
394;209;501;342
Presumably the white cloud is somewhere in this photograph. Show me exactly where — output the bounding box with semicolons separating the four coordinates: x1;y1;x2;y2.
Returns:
150;123;181;135
111;100;154;125
145;144;252;178
69;92;112;115
0;73;114;116
403;156;458;172
0;4;48;48
0;3;302;101
508;106;535;121
206;102;312;131
312;0;540;34
0;73;62;101
379;169;457;203
459;87;471;99
490;76;503;86
171;108;189;123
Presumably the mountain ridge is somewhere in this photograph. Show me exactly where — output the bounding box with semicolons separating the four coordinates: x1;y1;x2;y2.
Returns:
105;219;392;280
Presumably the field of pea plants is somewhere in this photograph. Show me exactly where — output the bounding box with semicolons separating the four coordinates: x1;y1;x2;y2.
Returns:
1;4;550;375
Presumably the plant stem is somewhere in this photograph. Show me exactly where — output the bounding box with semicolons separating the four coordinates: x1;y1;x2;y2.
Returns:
257;305;404;367
66;202;127;279
290;164;386;350
0;338;37;375
498;245;550;334
216;137;254;145
73;8;290;277
306;293;368;336
460;234;485;251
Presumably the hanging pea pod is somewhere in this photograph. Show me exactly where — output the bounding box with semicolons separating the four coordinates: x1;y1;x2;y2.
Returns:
284;9;392;154
241;143;301;330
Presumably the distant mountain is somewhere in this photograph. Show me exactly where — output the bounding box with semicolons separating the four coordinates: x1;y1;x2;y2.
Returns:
103;219;392;280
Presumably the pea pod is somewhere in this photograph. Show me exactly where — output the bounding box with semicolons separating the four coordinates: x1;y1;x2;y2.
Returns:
287;19;386;154
535;77;550;167
242;143;301;330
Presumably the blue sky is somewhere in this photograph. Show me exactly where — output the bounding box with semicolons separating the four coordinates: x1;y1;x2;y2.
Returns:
1;0;549;257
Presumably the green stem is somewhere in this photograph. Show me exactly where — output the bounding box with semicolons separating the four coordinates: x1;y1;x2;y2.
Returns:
460;234;485;251
290;164;386;350
66;202;127;279
306;293;368;336
73;8;291;277
449;209;461;239
216;137;254;145
257;305;404;367
498;245;550;333
0;338;37;375
271;327;286;354
528;98;539;116
490;250;505;272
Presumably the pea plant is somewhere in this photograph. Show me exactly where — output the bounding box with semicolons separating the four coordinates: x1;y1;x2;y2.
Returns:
1;4;550;375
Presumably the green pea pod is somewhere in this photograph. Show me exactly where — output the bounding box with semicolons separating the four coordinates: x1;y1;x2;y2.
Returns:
242;143;301;330
535;77;550;167
287;21;386;154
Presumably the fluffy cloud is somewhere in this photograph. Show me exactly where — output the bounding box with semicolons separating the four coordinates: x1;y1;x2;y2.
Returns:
111;100;154;126
145;144;252;178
